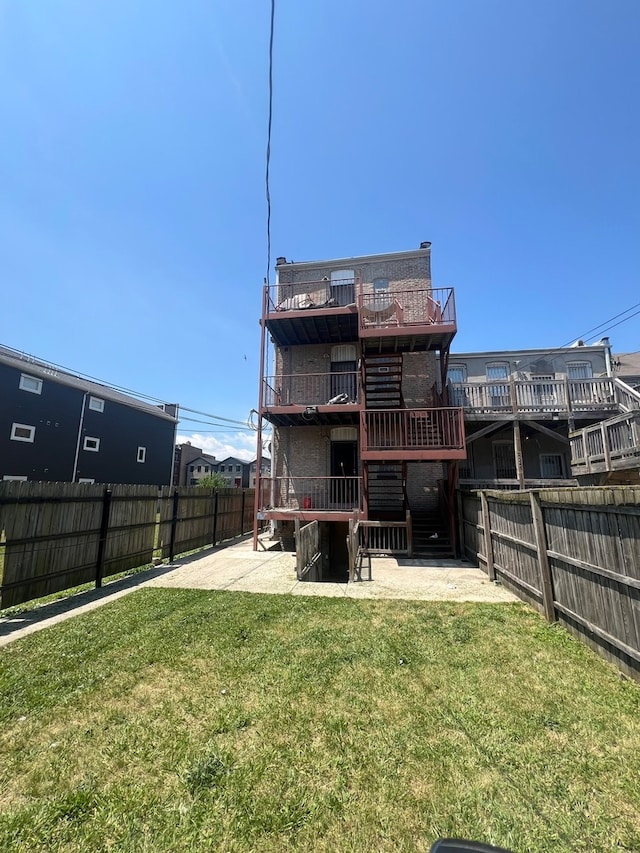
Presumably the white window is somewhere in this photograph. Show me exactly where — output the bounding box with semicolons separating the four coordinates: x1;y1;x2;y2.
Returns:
83;436;100;452
137;446;146;463
371;277;391;311
19;374;43;395
486;363;510;408
78;478;95;484
330;269;356;306
447;365;467;384
89;396;105;412
540;454;564;478
3;475;27;481
567;362;593;380
10;423;35;443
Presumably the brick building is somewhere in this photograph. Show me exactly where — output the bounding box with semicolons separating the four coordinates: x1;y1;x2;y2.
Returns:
254;243;466;577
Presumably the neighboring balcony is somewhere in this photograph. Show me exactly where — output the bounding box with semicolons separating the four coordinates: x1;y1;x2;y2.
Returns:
261;372;360;426
450;378;619;420
262;281;456;350
358;287;456;352
360;408;466;461
570;411;640;476
258;476;363;520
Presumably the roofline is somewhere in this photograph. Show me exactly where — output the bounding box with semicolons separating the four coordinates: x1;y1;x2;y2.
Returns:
448;344;608;360
0;344;178;422
275;246;431;271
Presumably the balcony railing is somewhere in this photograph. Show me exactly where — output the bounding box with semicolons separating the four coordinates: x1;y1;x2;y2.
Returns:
259;477;363;512
358;287;455;331
363;408;465;453
570;411;640;475
459;478;575;491
263;372;359;407
450;378;618;416
264;280;456;332
266;276;362;313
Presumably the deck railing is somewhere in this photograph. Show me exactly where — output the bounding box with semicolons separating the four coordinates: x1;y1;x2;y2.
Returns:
459;478;576;490
358;287;455;331
363;408;465;452
570;411;640;474
263;372;359;407
265;280;457;331
613;377;640;412
266;276;362;313
450;377;618;416
357;514;412;556
259;476;363;512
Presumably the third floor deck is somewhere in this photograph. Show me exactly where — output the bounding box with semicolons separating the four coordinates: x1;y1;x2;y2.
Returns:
262;278;456;352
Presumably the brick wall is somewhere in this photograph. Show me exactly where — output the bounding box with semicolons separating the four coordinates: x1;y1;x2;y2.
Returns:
406;462;444;511
402;352;438;407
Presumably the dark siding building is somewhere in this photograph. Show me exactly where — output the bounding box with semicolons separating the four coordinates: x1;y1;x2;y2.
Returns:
0;346;178;485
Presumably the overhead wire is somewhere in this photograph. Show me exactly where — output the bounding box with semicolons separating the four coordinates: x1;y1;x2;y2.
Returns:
265;0;275;289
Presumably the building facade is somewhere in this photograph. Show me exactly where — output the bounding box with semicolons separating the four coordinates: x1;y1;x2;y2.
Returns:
446;343;613;488
254;244;465;573
0;345;178;485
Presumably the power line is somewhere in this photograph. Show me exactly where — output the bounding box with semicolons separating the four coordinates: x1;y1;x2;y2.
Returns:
265;0;275;287
582;307;640;345
558;300;640;349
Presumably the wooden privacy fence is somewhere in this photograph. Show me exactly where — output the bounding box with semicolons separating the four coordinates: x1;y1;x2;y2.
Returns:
0;482;256;609
460;487;640;679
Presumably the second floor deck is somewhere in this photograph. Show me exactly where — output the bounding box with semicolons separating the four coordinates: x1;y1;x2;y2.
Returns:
449;377;626;420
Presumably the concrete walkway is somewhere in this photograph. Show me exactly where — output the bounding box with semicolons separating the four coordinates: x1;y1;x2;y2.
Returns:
0;535;516;647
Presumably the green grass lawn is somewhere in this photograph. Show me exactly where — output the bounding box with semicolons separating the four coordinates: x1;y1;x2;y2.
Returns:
1;590;639;852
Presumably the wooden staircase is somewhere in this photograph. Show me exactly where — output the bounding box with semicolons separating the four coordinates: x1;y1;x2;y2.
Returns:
363;354;403;409
410;511;454;558
366;463;405;520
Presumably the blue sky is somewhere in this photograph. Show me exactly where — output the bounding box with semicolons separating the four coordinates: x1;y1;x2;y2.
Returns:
1;1;639;459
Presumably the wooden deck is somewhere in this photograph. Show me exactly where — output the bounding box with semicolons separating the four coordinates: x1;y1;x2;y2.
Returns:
570;411;640;476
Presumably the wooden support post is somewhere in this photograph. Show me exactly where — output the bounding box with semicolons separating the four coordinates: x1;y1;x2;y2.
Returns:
406;509;413;558
169;489;180;562
211;489;219;546
456;488;465;561
479;491;495;581
240;488;246;535
529;490;556;622
513;419;525;490
601;423;612;472
95;488;113;588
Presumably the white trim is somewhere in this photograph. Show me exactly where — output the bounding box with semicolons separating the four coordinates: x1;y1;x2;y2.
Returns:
10;423;35;443
3;474;27;481
19;373;43;394
83;436;100;452
275;247;431;271
88;396;105;412
137;446;146;463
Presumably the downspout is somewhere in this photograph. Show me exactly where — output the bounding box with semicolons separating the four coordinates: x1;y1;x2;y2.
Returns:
72;392;88;482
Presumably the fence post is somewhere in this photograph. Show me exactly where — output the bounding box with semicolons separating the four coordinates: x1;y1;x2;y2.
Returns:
479;491;495;581
456;489;465;560
212;489;219;546
241;489;246;535
169;489;180;562
95;488;113;589
529;490;556;622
